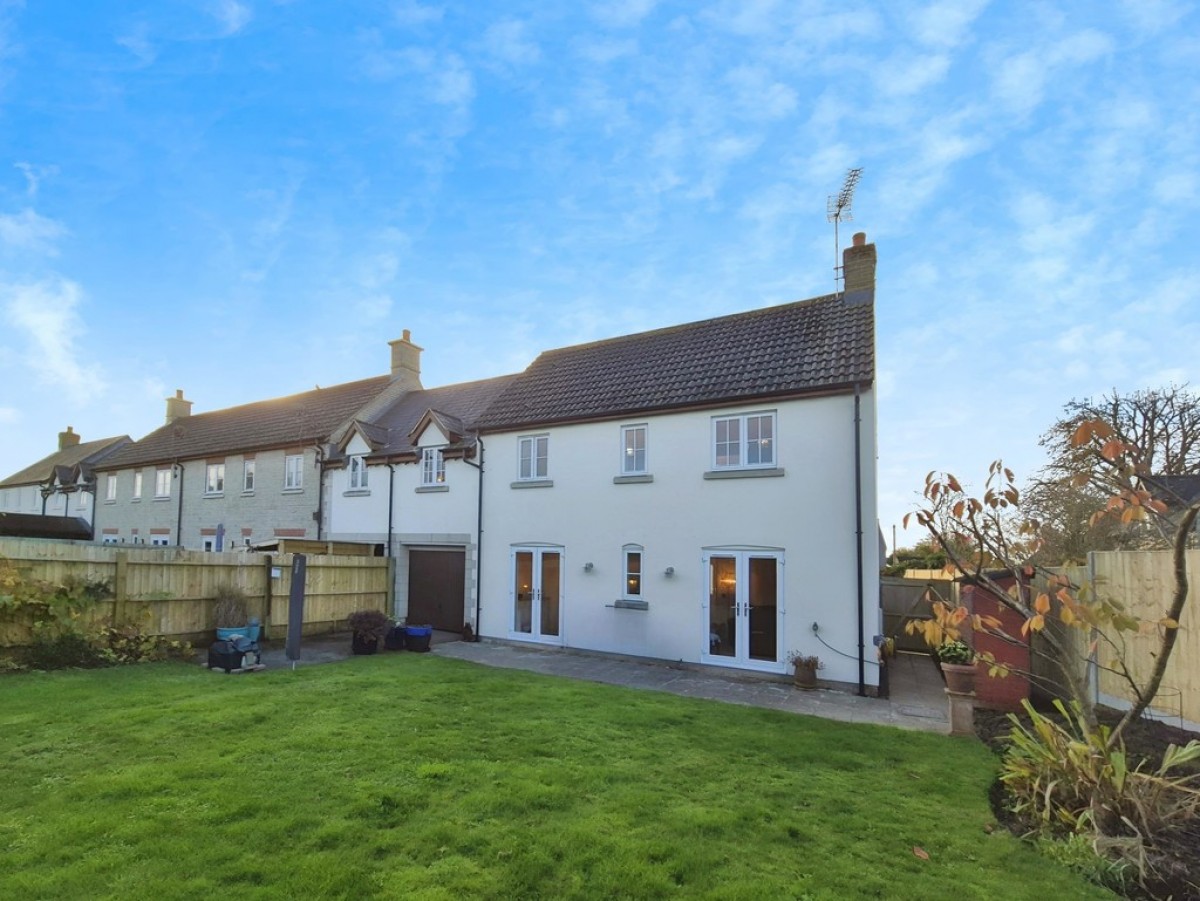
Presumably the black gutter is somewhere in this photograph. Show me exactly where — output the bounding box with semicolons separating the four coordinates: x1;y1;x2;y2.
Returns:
853;384;866;697
462;438;485;641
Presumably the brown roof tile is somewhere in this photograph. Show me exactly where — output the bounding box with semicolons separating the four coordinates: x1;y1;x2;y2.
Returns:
0;436;131;488
97;376;391;470
475;292;874;431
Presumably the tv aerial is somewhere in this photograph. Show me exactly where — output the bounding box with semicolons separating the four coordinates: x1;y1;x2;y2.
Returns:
827;167;863;290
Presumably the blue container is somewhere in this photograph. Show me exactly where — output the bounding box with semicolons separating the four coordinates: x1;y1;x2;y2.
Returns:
216;620;261;642
405;625;432;652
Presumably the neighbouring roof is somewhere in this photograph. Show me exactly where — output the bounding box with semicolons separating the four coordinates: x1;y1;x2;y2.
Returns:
345;374;519;459
0;512;92;540
1145;474;1200;509
474;293;875;432
97;376;392;470
0;435;131;488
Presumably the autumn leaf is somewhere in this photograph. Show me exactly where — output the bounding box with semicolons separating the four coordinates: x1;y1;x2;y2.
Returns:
912;846;930;861
1034;592;1051;615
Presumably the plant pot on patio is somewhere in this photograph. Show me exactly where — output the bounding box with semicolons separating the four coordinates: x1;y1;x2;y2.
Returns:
347;609;391;656
383;626;406;651
936;640;977;695
788;653;822;690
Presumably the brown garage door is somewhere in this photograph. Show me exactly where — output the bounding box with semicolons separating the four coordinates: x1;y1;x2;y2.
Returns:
407;548;466;632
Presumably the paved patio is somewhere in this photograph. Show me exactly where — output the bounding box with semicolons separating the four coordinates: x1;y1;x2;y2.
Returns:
212;633;954;734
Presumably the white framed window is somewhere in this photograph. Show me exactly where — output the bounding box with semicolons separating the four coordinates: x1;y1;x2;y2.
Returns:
284;454;304;490
155;468;172;498
712;411;776;470
518;435;548;481
78;490;89;509
349;455;369;489
243;460;255;492
621;425;647;475
205;463;225;495
421;448;445;486
623;544;643;600
133;471;143;500
102;535;119;545
151;535;170;546
105;474;117;501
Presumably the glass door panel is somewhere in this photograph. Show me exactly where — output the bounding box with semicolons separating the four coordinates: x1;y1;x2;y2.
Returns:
708;556;737;658
540;551;561;637
514;551;533;634
747;556;779;663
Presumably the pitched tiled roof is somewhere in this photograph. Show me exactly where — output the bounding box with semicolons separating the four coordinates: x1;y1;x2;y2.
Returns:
475;292;874;431
97;376;392;470
346;374;519;459
0;436;131;488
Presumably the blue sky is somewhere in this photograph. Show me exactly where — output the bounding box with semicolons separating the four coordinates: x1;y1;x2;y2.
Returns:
1;0;1197;548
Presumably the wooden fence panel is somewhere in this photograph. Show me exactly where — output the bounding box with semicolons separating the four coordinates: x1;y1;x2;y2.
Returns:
1029;565;1090;703
1;539;391;648
1091;550;1200;725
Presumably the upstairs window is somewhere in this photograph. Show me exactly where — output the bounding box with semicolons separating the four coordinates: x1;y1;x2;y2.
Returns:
621;425;647;475
243;460;255;492
205;463;225;495
712;412;776;470
421;448;445;486
284;454;304;490
349;455;369;490
133;471;143;499
105;475;117;501
155;468;171;498
517;435;548;481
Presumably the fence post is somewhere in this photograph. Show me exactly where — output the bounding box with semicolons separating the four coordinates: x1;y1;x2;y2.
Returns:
114;551;129;625
263;554;273;641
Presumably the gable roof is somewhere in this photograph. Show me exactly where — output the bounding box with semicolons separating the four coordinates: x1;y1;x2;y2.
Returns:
97;376;391;470
0;435;131;489
343;374;518;460
474;292;874;432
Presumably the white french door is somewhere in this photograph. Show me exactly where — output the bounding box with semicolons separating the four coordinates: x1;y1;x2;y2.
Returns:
702;550;783;671
511;547;563;643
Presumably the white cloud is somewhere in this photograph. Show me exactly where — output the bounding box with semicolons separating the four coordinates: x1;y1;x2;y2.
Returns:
14;162;57;198
0;208;66;255
211;0;251;37
0;406;19;425
876;53;950;97
991;29;1113;117
393;1;443;28
725;66;797;120
116;25;157;64
483;19;540;67
591;0;657;29
2;277;105;402
910;0;989;48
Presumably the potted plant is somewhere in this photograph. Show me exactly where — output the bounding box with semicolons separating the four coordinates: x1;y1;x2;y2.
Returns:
213;585;252;641
347;609;391;655
936;638;976;694
404;622;434;653
787;651;822;689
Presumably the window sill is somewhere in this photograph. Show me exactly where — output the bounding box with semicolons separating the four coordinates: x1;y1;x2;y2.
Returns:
131;498;141;503
241;490;255;497
103;499;116;505
153;496;171;502
203;492;224;499
613;474;653;484
511;479;554;489
343;489;371;497
415;485;449;493
703;467;786;480
612;599;649;611
282;487;305;494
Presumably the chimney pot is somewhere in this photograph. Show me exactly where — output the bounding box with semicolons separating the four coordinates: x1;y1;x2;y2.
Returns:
58;426;81;451
852;232;866;247
388;331;423;389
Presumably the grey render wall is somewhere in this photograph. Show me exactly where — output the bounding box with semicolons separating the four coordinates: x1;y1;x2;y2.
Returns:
93;447;322;548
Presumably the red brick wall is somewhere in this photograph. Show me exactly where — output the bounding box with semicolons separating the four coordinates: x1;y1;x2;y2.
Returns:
964;578;1031;711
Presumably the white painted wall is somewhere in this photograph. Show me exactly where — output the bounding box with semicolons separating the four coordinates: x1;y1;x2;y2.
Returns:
477;391;880;687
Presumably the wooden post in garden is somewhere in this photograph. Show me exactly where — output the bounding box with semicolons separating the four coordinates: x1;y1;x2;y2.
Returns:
113;551;129;626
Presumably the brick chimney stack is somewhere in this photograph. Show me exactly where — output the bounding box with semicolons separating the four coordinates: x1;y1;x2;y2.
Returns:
165;389;193;424
388;329;423;390
842;231;876;298
58;426;81;451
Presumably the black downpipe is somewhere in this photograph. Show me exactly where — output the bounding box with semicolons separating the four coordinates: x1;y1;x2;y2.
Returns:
313;444;326;540
174;462;185;547
853;385;866;696
386;463;396;556
463;438;485;640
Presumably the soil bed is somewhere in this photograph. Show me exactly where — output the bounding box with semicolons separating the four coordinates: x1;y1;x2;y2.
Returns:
976;706;1200;900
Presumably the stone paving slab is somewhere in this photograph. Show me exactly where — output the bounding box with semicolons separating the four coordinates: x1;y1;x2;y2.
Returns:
434;640;952;734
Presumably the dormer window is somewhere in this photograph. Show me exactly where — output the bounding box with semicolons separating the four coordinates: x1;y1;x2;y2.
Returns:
349;455;369;490
421;448;445;486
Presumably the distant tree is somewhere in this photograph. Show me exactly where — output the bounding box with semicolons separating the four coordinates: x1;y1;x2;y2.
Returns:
1031;385;1200;553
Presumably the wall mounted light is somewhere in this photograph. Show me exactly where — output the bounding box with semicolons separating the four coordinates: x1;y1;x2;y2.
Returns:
664;566;675;577
583;562;594;572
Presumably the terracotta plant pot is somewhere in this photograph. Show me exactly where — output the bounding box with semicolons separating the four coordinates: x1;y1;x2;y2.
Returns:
942;662;976;695
793;662;818;690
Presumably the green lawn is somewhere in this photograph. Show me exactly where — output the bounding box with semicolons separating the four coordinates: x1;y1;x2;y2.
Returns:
0;655;1111;900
